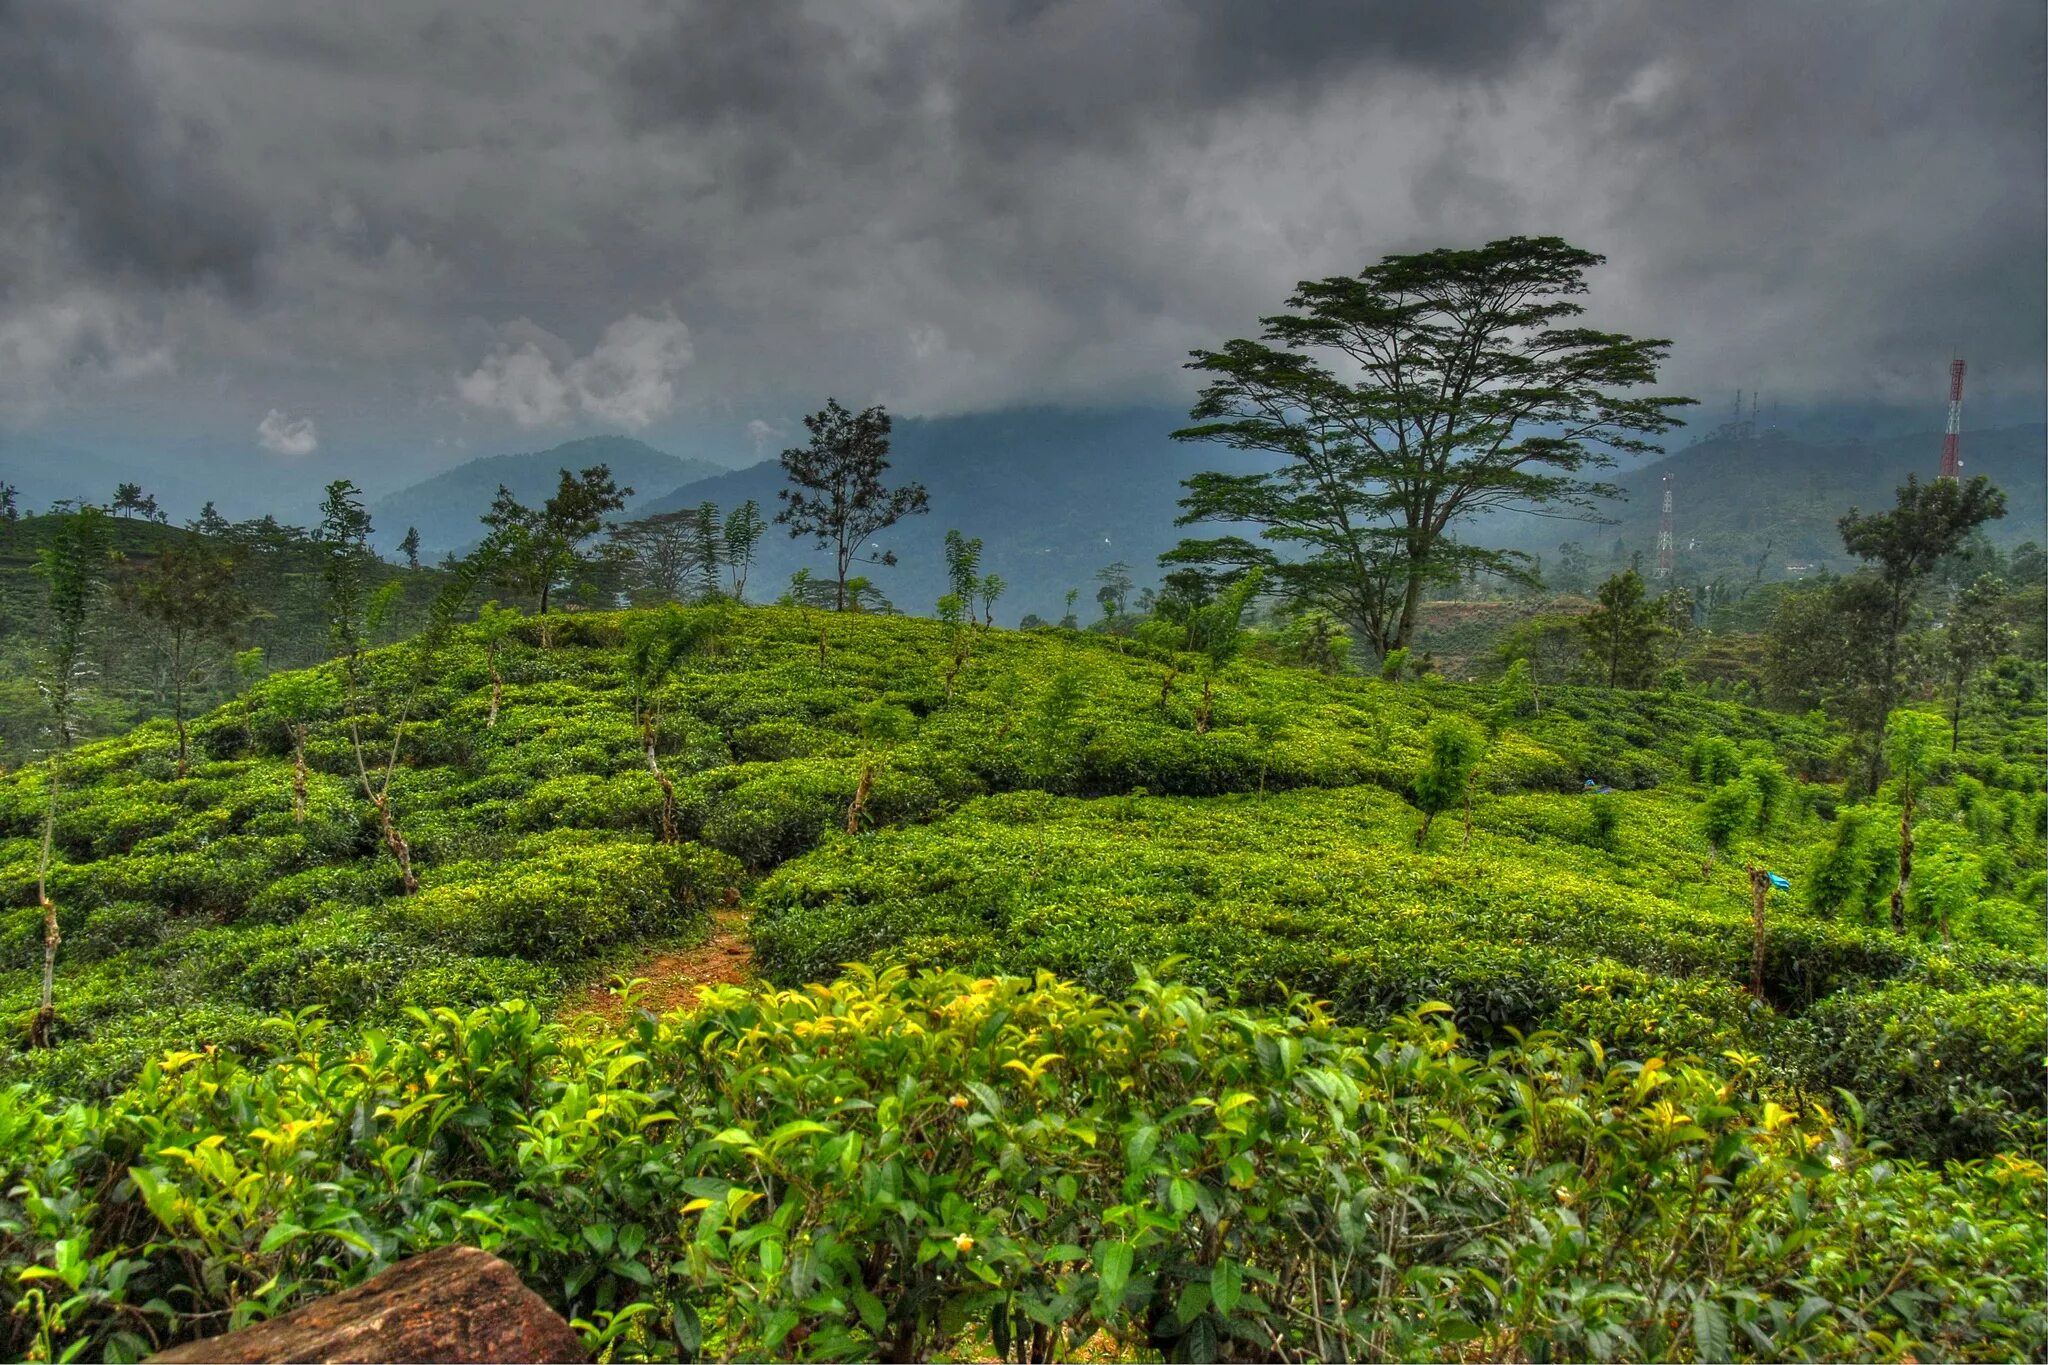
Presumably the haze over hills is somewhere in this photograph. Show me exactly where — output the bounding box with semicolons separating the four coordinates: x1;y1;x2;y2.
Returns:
369;436;729;558
1481;422;2046;582
636;407;1267;624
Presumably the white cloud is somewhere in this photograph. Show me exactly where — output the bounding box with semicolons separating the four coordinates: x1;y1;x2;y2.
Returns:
567;311;693;430
457;310;692;431
744;417;784;452
457;340;572;426
256;407;319;455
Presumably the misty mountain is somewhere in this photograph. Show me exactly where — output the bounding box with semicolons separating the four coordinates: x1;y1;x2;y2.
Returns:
638;408;1265;625
1482;423;2045;583
0;437;148;515
371;436;728;557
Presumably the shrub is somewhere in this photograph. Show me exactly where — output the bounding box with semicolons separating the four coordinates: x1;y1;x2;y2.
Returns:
398;836;740;962
0;972;2040;1363
1807;982;2048;1162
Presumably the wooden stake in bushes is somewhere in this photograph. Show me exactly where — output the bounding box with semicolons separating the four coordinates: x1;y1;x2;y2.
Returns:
846;763;874;834
1745;863;1770;1000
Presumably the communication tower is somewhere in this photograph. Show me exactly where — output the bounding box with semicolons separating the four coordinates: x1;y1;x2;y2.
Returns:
1939;358;1966;480
1655;473;1674;579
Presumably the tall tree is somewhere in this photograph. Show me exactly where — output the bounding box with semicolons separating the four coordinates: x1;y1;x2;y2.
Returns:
1579;568;1668;689
691;500;725;600
1883;709;1945;933
318;481;418;894
116;538;249;776
774;399;928;611
28;503;111;1048
399;526;422;571
1941;573;2014;752
624;606;719;842
723;499;766;602
1169;236;1692;656
111;483;166;523
610;509;700;604
1093;561;1134;622
481;464;631;616
1838;475;2005;788
1409;717;1481;850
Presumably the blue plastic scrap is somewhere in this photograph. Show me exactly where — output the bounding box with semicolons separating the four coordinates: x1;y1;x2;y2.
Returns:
1766;872;1790;891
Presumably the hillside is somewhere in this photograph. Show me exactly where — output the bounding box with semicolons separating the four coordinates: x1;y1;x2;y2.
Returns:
369;435;729;557
639;407;1264;623
0;606;2041;1359
1483;423;2047;583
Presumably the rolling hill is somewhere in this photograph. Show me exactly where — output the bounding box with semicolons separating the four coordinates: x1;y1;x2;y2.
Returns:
0;604;2039;1359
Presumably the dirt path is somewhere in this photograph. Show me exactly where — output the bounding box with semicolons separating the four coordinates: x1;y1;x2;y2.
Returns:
559;907;753;1023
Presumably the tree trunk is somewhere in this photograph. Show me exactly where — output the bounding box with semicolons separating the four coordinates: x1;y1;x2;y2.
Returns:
1159;668;1177;710
1393;557;1428;651
642;710;677;843
29;755;62;1048
1950;679;1965;753
172;634;189;778
1890;781;1913;932
291;730;309;821
1194;677;1213;734
374;794;418;896
1414;811;1432;849
846;763;874;835
1747;864;1770;999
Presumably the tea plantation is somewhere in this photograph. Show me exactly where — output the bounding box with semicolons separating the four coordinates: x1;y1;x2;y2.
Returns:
1;606;2041;1360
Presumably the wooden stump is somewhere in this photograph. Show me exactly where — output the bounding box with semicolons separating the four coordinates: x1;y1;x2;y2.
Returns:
149;1246;586;1364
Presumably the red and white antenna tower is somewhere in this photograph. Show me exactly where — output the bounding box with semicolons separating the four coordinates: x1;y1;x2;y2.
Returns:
1939;358;1966;480
1655;473;1674;579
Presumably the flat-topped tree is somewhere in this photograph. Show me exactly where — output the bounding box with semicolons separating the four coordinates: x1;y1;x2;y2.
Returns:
775;399;928;612
1170;236;1694;657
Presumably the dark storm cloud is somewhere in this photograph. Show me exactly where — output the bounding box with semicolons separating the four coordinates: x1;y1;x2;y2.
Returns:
0;0;267;295
0;0;2040;480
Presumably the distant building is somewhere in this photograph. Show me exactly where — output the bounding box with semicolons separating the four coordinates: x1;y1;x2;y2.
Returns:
1783;562;1819;580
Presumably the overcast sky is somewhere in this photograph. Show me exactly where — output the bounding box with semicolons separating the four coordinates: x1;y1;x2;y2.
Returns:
2;0;2043;502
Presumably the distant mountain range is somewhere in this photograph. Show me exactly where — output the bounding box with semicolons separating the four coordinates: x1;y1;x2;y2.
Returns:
1482;422;2045;582
370;436;727;557
10;409;2037;618
635;407;1267;624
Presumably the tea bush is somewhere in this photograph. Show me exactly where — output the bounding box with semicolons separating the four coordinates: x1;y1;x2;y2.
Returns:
0;603;2037;1356
0;969;2040;1363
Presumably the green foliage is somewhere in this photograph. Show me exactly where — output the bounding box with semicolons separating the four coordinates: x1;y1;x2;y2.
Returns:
1168;236;1692;656
398;835;739;962
0;601;2038;1355
1696;778;1757;852
1492;655;1535;724
1409;717;1481;847
1687;734;1743;784
1581;569;1669;689
1806;808;1885;918
1;970;2042;1363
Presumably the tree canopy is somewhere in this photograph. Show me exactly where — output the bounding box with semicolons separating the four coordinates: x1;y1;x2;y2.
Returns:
1167;236;1694;656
